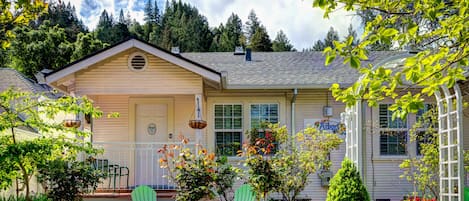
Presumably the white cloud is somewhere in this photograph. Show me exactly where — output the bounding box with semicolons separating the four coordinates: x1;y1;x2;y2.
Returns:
68;0;360;50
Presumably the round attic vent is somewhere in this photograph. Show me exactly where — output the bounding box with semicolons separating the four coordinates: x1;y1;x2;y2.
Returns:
128;52;147;71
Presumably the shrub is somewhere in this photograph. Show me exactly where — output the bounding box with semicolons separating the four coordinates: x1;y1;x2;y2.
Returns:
326;158;369;201
159;136;237;201
37;159;105;201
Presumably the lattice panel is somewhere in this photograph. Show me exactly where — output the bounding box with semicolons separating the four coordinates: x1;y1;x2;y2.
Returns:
435;85;464;201
343;101;362;174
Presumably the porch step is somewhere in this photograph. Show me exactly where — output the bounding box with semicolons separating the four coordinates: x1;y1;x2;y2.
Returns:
84;190;176;199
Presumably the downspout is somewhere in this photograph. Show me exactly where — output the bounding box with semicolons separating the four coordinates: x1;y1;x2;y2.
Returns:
291;88;298;135
220;71;228;90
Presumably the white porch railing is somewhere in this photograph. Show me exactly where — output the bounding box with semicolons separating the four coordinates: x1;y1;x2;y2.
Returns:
91;141;196;191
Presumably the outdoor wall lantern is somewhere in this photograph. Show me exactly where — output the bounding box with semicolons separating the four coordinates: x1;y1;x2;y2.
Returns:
323;106;333;117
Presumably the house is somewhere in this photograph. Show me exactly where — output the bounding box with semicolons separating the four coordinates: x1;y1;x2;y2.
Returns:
43;38;469;201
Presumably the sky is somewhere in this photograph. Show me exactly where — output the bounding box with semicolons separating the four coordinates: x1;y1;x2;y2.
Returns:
68;0;362;50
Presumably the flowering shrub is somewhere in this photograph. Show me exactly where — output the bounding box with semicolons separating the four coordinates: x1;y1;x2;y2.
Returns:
159;136;236;201
241;124;342;201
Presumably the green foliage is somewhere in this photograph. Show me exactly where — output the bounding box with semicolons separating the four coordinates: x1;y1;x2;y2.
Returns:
159;136;237;201
311;27;339;51
95;9;131;45
0;0;48;49
326;158;370;201
35;1;87;42
158;0;213;52
249;26;272;52
313;0;469;119
37;159;106;201
72;32;108;61
272;30;295;52
0;88;103;201
242;124;342;201
273;125;342;201
245;10;261;42
399;108;469;199
214;13;245;52
9;21;74;79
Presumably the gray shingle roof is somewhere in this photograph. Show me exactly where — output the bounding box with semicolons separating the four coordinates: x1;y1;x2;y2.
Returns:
0;68;57;96
181;51;405;89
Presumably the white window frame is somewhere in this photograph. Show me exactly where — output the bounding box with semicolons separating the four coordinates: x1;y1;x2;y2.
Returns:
378;104;408;156
213;103;243;156
249;103;279;129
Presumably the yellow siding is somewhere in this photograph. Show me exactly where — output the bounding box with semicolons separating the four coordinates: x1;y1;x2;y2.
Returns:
294;96;347;200
75;49;203;95
92;95;130;142
91;95;198;143
174;95;198;144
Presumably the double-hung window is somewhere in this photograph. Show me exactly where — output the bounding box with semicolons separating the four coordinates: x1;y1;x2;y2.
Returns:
214;104;242;156
379;104;407;155
250;104;279;153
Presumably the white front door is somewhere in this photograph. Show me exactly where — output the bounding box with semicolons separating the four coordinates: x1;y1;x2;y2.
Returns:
135;103;168;187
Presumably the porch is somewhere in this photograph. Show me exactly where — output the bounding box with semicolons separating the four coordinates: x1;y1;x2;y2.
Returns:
88;142;196;192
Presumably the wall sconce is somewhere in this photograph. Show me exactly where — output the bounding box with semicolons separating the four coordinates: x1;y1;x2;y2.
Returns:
323;106;333;117
168;133;173;139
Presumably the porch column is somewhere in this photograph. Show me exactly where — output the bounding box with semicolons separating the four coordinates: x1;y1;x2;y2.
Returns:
435;84;464;201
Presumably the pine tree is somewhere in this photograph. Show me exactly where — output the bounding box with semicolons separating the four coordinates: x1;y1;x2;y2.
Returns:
272;30;294;52
95;10;114;44
249;26;272;52
218;13;244;51
326;159;370;201
312;27;339;51
245;9;261;43
158;0;212;52
36;0;87;42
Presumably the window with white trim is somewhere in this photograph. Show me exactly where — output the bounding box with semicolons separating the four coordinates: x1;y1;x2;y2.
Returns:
250;104;279;128
250;103;279;154
214;104;242;156
379;104;407;155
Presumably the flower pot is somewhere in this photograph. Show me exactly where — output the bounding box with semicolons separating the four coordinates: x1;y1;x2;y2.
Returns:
189;120;207;129
63;119;81;128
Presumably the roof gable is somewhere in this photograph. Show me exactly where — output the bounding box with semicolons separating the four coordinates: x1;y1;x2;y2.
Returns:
45;38;221;84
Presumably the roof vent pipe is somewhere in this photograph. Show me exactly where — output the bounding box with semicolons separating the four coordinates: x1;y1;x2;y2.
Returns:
245;48;251;61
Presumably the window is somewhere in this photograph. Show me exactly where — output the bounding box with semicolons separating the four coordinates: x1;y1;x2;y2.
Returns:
214;104;242;156
250;104;279;129
250;104;279;154
379;104;407;155
416;104;436;155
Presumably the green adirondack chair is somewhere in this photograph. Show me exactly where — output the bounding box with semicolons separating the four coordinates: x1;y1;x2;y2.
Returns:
131;185;157;201
234;184;256;201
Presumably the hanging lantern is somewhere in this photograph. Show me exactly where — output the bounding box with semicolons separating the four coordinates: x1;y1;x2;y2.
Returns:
63;119;81;128
63;97;81;128
189;119;207;129
189;95;207;129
